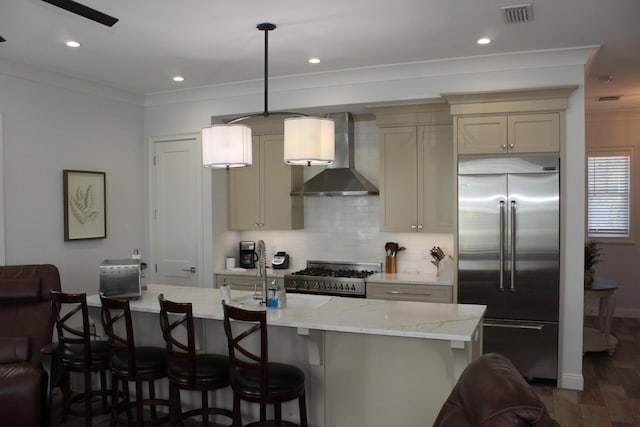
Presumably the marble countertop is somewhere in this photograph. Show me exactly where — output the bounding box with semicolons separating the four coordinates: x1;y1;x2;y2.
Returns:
88;284;484;342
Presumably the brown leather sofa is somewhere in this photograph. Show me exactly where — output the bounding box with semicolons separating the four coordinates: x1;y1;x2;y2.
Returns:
0;264;61;427
433;353;560;427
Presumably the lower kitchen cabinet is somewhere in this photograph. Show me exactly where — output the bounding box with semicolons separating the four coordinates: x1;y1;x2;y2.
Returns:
367;282;453;303
215;273;284;292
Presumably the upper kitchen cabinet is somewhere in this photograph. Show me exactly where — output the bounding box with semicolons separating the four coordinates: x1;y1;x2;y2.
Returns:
443;86;577;155
456;113;559;154
227;117;304;230
372;103;454;233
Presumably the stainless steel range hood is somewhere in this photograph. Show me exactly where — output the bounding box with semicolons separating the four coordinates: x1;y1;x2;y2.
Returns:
290;112;379;196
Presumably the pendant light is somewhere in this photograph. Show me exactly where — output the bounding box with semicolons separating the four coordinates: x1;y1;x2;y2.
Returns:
202;22;334;169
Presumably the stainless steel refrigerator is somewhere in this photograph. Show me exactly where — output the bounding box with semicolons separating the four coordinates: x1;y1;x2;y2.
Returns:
457;154;560;381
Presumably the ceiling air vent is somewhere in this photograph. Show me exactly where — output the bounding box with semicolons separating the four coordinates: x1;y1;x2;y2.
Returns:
596;96;621;102
502;4;533;23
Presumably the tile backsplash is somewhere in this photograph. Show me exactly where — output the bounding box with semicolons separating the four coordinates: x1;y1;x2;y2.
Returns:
220;120;454;274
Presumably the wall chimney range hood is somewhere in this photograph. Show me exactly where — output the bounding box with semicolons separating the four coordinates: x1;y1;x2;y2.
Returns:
290;112;379;196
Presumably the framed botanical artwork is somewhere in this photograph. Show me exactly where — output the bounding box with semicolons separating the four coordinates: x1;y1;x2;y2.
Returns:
63;170;106;241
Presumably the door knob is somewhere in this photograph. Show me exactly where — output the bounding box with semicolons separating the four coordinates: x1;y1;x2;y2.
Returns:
182;267;196;273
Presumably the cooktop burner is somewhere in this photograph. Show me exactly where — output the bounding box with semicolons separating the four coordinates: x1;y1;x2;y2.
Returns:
290;267;375;279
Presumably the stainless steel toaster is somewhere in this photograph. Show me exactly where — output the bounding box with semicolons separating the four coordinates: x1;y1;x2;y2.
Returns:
99;259;146;299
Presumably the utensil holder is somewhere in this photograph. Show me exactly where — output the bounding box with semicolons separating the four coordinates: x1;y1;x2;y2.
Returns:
385;256;397;273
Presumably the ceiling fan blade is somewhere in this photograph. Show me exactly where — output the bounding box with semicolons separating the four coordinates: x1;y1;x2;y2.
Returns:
42;0;119;27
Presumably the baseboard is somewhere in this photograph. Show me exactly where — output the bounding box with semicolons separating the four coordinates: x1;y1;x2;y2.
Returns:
559;373;584;391
584;304;640;319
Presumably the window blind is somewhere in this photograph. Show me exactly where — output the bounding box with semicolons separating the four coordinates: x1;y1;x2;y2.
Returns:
587;154;630;237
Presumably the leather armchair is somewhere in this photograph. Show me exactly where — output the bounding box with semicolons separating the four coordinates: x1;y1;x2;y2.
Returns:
433;353;560;427
0;264;61;427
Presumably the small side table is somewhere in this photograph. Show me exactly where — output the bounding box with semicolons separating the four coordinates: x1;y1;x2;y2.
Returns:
583;277;618;355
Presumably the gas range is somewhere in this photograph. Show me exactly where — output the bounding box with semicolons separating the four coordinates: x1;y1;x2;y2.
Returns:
284;260;382;298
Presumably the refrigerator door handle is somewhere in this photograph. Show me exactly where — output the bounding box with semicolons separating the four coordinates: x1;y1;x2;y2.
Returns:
510;200;517;292
499;200;505;291
484;321;544;331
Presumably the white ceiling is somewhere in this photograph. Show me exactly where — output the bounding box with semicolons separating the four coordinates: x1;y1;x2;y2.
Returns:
1;0;639;111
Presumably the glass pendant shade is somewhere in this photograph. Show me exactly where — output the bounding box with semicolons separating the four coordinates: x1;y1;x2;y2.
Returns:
202;124;252;169
283;117;335;166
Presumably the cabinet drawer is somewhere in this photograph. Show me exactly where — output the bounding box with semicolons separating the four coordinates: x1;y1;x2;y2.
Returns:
367;282;453;303
215;274;283;292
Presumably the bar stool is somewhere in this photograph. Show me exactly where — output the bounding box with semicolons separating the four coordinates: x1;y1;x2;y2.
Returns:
50;290;111;427
158;294;233;426
222;302;308;427
100;294;170;426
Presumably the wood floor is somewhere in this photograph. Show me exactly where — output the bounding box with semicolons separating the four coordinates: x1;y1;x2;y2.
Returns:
532;317;640;427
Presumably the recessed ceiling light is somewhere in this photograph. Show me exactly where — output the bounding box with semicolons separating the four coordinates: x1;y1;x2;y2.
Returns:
65;40;81;48
172;76;185;82
308;58;321;64
477;38;491;45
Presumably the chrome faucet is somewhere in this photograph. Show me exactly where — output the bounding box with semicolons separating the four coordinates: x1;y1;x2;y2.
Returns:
255;240;267;304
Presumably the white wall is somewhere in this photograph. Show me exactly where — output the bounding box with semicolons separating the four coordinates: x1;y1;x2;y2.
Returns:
586;109;640;318
144;48;592;390
0;71;145;294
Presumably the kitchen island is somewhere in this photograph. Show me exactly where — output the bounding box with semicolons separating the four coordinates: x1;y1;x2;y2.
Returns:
87;284;485;427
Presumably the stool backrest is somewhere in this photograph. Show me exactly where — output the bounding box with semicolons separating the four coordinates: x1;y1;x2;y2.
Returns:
100;294;137;375
158;294;197;384
50;290;92;367
221;302;268;397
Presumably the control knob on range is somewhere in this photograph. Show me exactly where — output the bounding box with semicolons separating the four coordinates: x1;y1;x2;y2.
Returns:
303;281;309;289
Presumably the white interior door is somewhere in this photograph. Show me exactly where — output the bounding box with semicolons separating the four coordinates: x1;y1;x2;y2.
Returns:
152;135;202;286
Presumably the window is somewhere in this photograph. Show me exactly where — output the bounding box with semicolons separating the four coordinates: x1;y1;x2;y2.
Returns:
587;149;632;238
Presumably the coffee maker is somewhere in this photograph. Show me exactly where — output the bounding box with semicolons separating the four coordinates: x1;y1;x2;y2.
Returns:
239;241;257;269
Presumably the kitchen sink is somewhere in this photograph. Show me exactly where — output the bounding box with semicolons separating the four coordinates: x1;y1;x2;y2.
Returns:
229;293;333;309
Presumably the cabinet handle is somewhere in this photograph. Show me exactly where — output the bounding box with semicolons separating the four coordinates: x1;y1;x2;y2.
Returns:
411;224;417;230
386;291;432;296
509;143;515;149
182;267;196;273
501;144;507;150
417;224;423;230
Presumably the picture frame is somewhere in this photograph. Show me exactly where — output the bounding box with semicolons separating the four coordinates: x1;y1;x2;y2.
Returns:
63;170;106;241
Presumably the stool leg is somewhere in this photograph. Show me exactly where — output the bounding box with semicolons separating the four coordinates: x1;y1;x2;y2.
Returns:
202;387;209;426
61;369;70;422
84;369;92;427
299;393;308;427
110;375;119;427
136;379;144;424
149;379;157;419
275;402;282;421
100;369;109;409
233;394;242;427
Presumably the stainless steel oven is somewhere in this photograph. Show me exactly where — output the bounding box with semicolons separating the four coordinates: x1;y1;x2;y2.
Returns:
284;260;382;298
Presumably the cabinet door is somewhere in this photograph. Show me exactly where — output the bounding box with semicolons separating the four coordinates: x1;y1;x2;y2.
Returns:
418;125;454;233
261;134;304;230
508;113;560;153
228;136;261;230
379;127;418;232
457;115;507;154
367;282;453;303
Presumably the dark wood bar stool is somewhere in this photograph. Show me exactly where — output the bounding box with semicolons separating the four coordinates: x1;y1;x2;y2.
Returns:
222;302;308;427
158;294;233;427
50;290;111;427
100;294;169;426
